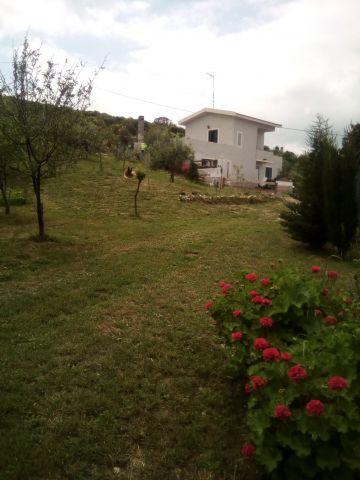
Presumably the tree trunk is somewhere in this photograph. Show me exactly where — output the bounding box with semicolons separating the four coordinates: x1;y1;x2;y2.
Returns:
98;153;103;172
170;170;174;183
134;179;141;217
32;173;46;240
0;186;10;214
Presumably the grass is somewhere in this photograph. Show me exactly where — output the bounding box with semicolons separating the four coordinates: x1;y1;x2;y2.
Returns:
0;157;358;480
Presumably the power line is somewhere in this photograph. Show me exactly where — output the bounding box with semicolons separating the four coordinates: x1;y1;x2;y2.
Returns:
280;126;343;138
93;86;193;114
0;72;346;137
94;86;345;136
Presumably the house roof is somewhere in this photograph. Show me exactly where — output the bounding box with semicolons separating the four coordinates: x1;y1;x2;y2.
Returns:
179;108;282;129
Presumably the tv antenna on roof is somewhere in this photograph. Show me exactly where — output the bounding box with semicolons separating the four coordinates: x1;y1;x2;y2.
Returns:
206;72;215;108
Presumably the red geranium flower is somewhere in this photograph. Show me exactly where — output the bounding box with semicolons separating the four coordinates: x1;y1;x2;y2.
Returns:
327;270;338;279
274;404;292;419
204;300;214;311
219;280;225;287
221;283;233;296
241;443;255;458
324;315;337;325
231;331;243;341
314;309;322;317
311;265;321;273
245;273;257;282
327;376;348;390
244;383;252;395
262;297;272;306
263;347;281;362
251;295;264;304
251;375;267;390
259;316;273;328
288;364;307;382
306;399;325;416
280;352;292;361
249;290;258;297
233;309;242;317
260;278;271;285
322;288;329;296
253;338;269;350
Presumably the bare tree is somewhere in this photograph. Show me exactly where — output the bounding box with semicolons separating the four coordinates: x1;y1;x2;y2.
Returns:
0;37;97;239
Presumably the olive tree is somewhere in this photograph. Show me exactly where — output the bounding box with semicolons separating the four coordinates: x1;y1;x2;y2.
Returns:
0;37;96;239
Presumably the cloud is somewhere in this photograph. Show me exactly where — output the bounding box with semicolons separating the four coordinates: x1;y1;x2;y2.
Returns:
0;0;359;152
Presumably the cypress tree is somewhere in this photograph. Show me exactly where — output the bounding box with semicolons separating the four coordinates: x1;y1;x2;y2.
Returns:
280;116;331;248
336;124;360;254
281;117;359;256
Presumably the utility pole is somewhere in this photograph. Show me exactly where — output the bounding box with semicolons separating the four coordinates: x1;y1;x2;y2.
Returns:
206;72;215;108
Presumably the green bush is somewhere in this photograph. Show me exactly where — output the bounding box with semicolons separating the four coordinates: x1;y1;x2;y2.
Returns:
0;188;27;206
206;267;360;479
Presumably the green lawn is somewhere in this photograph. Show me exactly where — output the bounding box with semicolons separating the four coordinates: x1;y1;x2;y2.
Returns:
0;158;357;480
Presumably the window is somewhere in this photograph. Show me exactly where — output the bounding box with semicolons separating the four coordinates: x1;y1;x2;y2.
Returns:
199;158;218;168
237;131;243;147
208;129;218;143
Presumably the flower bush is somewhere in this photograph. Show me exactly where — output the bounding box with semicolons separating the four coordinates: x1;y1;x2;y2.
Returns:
206;266;360;479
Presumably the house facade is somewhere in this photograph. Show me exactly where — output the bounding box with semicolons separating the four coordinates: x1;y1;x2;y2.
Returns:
179;108;282;185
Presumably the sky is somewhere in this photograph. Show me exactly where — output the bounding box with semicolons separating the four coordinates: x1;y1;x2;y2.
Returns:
0;0;359;153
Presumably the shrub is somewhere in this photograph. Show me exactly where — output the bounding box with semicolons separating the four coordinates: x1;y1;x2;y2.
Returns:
0;187;27;206
207;266;360;479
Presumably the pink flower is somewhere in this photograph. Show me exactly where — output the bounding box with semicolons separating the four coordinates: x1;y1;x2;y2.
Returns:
231;331;243;341
280;352;292;361
306;399;325;416
245;273;257;282
327;376;348;390
327;270;339;279
204;300;214;311
288;365;307;382
251;375;267;390
233;309;242;317
274;404;292;419
260;278;271;285
324;315;337;325
259;316;273;328
314;309;322;317
251;295;264;304
311;265;321;273
249;290;258;297
241;443;255;458
322;288;329;296
262;347;281;362
253;338;269;350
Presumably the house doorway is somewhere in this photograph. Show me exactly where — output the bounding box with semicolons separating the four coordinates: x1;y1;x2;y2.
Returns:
265;167;272;180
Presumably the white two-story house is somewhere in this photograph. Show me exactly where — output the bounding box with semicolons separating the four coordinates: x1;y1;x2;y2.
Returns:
179;108;282;185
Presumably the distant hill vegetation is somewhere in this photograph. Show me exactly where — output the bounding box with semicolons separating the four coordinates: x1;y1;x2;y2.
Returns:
84;110;185;149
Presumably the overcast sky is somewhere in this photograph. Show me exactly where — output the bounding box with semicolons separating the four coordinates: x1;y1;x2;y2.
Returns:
1;0;359;153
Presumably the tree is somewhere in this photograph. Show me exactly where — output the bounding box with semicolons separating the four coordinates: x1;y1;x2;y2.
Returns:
0;37;95;239
280;150;298;178
0;127;16;214
145;125;193;182
280;116;335;249
281;116;359;256
134;170;146;217
336;124;360;250
82;116;115;171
